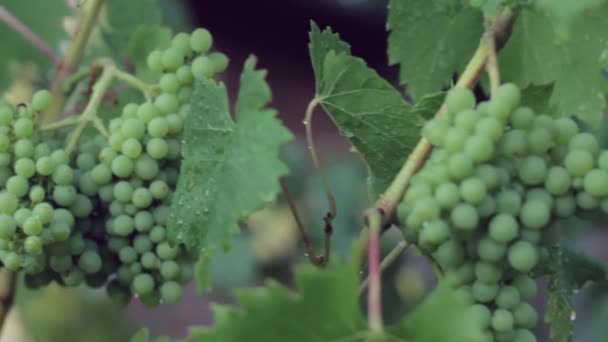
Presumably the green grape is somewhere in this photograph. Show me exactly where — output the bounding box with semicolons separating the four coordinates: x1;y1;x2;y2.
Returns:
512;275;537;299
476;116;504;142
160;281;183;304
0;106;13;125
160;260;180;280
510;107;534;130
155;93;179;114
508;240;538;272
495;189;522;215
137;103;160;124
51;150;69;164
448;153;474;180
444;126;468;152
512;302;538;328
13;118;34;138
472;281;498;302
161;48;184;71
123;103;139;117
492;308;514;332
31;90;52;111
477;236;506;262
3;252;20;270
496;286;521;309
114;181;134;203
53;185;77;206
178;263;193;284
113;215;135;236
209;52;229;72
147;50;163;71
475;261;502;283
445;88;475;113
53;208;75;225
132;188;153;209
564;149;594;176
76;153;96;171
156;242;178;260
0;191;18;214
526;127;553;154
489;213;518;242
172;32;192;56
135;155;159;180
111;155;135;178
433;240;464;269
190;28;213;53
134;211;155;232
78;250;102;274
518;156;547;185
454;109;479;132
149;180;170;200
140;252;158;269
14;139;34;158
191;56;215;79
544;166;571;195
176;65;194;84
419;220;450;247
50;222;71;241
50;254;72;272
24;236;43;255
121;118;146;139
568;132;599;155
132;273;155;296
576;191;599;210
160;73;180;94
513;329;536;342
147;138;169;159
33;202;54;224
134;235;153;254
68;235;86;255
501;129;527;157
23;216;43;235
52;164;73;185
148;117;169;138
122;138;143;159
0;214;17;239
6;176;28;197
119;246;138;264
109;201;125;216
0;137;8;153
450;203;478;231
468;304;492;328
459;178;487;204
464;135;494;162
166;139;181;160
91;164;113;185
422;119;448;145
14;158;35;178
149;226;166;242
583;169;608;197
70;195;93;218
553;117;579;145
520;200;550;229
488;83;521;120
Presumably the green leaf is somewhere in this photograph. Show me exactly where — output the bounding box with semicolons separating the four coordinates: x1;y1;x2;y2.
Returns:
534;0;607;40
387;0;483;100
126;25;172;82
519;83;555;113
167;57;293;292
308;23;444;198
389;282;484;342
102;0;161;61
499;5;608;125
130;329;150;342
545;244;607;342
412;92;446;120
0;0;70;90
188;262;366;342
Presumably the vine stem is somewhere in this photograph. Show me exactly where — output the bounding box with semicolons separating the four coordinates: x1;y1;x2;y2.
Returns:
485;18;501;95
359;240;408;294
43;0;105;124
304;99;337;223
366;209;383;334
0;270;17;333
0;6;60;65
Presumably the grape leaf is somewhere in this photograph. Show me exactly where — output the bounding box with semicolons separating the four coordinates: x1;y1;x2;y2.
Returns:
102;0;161;61
499;5;608;125
534;0;607;40
389;282;484;342
308;23;444;199
126;25;172;82
187;260;482;342
520;83;555;113
387;0;483;100
167;57;293;292
545;244;607;342
0;0;70;91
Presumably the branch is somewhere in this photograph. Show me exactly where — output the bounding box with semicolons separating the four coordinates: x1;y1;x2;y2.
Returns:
359;240;408;294
484;17;501;95
0;270;17;333
279;179;330;267
366;209;383;334
0;6;60;65
43;0;105;124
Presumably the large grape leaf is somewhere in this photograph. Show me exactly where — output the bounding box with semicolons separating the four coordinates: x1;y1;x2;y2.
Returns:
167;57;293;292
102;0;161;61
187;260;482;342
308;23;444;199
534;0;607;40
387;0;483;100
0;0;71;91
499;4;608;125
545;244;608;342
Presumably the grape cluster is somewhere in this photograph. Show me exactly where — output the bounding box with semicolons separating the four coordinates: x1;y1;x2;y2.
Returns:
0;27;228;307
398;83;608;342
0;91;100;282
